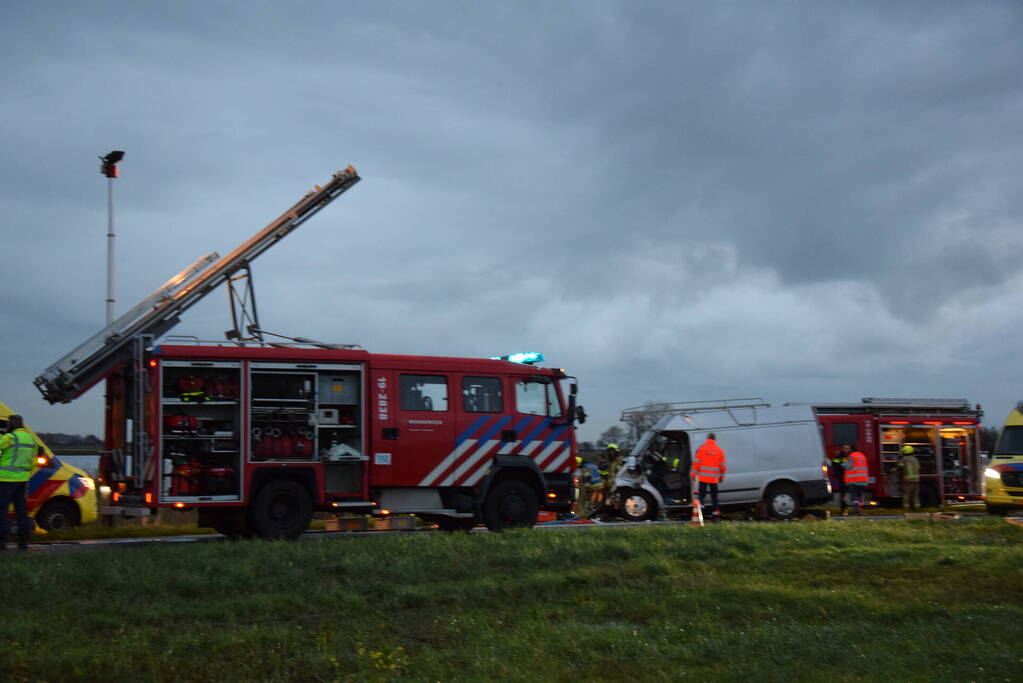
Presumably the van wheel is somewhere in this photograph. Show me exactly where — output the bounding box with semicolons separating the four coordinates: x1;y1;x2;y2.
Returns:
621;489;656;522
483;480;538;531
36;500;77;531
249;480;312;540
765;484;800;520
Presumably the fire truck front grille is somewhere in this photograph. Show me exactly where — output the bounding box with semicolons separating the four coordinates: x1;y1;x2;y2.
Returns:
1001;471;1023;488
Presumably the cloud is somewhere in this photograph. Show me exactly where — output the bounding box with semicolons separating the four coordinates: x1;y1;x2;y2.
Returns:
1;1;1022;442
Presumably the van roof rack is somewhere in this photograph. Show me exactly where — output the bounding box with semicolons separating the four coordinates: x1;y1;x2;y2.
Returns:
621;398;768;422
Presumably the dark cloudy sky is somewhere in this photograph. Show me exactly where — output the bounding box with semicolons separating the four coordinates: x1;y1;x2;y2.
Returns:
2;1;1022;441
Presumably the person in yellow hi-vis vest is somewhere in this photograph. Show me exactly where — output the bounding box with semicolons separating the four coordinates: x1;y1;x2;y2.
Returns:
0;415;36;550
897;445;921;510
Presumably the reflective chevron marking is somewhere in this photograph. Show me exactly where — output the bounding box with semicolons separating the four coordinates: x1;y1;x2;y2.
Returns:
544;447;573;473
418;438;477;487
442;439;500;486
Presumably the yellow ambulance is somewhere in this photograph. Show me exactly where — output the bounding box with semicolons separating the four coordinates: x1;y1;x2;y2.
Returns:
0;402;98;531
985;401;1023;515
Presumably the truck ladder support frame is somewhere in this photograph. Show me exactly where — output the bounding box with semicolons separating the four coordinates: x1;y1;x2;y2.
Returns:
225;263;262;343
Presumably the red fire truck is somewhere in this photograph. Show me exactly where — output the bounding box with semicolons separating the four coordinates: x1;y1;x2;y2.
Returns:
34;167;582;537
811;398;983;506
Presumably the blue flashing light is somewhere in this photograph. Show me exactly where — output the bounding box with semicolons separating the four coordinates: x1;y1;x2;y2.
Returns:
491;352;545;365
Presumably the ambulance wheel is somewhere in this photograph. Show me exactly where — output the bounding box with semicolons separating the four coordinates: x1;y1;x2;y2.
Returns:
986;505;1008;517
765;484;800;520
36;500;77;531
621;489;656;522
483;480;538;531
250;480;312;540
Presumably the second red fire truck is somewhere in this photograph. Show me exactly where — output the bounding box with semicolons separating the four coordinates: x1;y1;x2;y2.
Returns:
812;398;983;506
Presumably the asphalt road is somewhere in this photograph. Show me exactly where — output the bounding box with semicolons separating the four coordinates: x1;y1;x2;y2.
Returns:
11;511;1004;554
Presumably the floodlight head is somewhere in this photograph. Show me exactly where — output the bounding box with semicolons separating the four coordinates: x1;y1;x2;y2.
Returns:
100;150;125;178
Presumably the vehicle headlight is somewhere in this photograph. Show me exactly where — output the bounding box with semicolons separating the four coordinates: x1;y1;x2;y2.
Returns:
984;467;1000;479
80;477;96;490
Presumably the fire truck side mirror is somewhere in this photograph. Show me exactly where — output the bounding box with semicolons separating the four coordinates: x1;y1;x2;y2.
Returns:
566;382;585;425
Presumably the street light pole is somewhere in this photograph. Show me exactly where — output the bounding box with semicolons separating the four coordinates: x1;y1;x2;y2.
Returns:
106;174;115;325
99;151;124;326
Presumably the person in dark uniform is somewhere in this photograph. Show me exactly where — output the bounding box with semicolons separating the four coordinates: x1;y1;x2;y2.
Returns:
828;446;849;514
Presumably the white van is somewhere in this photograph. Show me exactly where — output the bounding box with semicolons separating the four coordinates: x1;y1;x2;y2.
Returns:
611;404;831;520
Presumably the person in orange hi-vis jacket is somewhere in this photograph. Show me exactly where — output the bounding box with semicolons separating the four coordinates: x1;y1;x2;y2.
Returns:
692;432;727;522
840;444;869;515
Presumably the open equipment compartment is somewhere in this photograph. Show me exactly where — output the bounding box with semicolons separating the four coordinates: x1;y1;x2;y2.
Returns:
316;368;365;494
160;360;243;501
248;362;366;494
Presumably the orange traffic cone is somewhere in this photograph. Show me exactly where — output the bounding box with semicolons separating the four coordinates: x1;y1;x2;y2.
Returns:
690;496;704;527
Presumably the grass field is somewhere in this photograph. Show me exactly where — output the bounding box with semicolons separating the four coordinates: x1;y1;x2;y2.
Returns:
2;519;1021;682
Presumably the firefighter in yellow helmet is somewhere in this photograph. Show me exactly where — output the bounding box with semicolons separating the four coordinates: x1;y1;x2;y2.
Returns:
0;415;36;550
897;445;921;510
605;443;625;482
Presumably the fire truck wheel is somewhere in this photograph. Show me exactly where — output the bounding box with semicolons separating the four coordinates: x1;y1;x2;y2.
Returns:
620;489;656;522
764;484;800;520
250;480;312;540
36;500;77;531
483;480;538;531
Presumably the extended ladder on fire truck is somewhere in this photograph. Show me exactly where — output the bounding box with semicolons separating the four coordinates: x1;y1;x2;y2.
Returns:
34;166;361;405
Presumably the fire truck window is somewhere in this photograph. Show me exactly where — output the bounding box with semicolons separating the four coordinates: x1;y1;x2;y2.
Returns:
462;377;503;413
831;422;858;447
515;379;562;418
400;375;448;412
